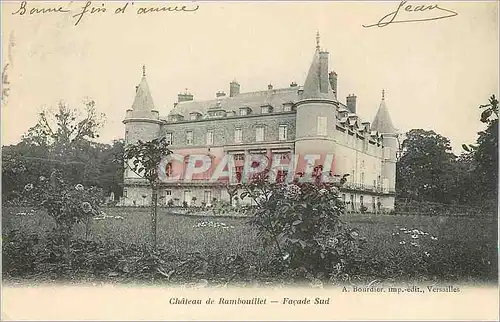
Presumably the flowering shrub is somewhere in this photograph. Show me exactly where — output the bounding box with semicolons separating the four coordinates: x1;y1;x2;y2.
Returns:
22;170;104;247
242;171;365;280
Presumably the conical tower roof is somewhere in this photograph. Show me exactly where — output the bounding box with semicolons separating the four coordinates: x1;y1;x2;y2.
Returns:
131;65;155;111
302;32;335;100
372;90;396;134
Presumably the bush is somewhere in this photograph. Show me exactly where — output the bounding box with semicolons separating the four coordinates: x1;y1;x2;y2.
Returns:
242;171;365;281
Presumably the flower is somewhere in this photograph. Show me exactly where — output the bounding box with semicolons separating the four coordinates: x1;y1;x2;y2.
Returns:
329;186;340;194
350;231;359;238
327;237;338;247
430;236;438;241
424;251;430;257
39;176;46;182
410;242;419;247
283;184;301;200
24;183;34;192
75;184;84;191
81;202;92;213
399;228;406;231
283;253;290;260
411;235;419;239
319;188;328;195
399;241;406;245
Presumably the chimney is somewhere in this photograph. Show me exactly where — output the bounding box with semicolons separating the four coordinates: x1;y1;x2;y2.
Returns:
178;91;194;103
229;80;240;97
216;91;226;98
268;83;273;90
290;81;297;87
328;71;337;95
318;51;330;93
346;94;357;113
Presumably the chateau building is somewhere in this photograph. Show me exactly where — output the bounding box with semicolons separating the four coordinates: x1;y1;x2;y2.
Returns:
122;33;398;212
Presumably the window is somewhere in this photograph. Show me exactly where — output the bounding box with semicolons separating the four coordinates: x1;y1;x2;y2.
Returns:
186;131;193;145
317;116;327;136
351;170;355;183
279;153;289;160
261;106;269;114
256;127;264;142
240;108;247;116
165;162;173;177
283;104;292;112
361;172;365;185
342;194;346;204
279;125;288;141
234;128;242;143
125;130;129;144
203;190;212;203
123;189;128;198
166;132;173;145
206;131;214;145
184;190;191;203
190;114;198;120
360;195;364;206
234;154;245;161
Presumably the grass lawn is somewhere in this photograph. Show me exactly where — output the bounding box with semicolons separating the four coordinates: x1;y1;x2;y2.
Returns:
3;206;498;284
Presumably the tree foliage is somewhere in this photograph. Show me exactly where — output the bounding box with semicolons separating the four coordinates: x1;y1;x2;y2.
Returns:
123;137;172;248
2;101;124;204
396;129;456;202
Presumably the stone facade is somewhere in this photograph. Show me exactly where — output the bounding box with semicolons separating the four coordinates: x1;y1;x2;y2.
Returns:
121;34;398;213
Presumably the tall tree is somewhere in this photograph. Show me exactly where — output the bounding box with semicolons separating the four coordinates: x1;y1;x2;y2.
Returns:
396;129;456;202
2;99;108;204
462;95;498;207
123;137;171;248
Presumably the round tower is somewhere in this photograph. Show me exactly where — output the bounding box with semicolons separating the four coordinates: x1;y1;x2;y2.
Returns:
371;89;398;210
123;65;162;145
294;33;338;177
122;65;162;206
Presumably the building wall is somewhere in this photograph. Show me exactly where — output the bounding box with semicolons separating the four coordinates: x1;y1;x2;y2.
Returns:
162;112;296;148
122;107;396;211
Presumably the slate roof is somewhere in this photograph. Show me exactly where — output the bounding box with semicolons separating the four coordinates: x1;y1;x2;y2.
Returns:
132;76;155;111
167;86;300;118
371;97;396;134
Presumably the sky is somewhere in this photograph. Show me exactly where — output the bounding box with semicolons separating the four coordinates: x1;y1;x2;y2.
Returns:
1;1;498;153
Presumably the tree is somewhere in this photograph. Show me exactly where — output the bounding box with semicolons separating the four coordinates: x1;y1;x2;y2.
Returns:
123;137;172;248
22;100;105;161
396;129;456;202
462;95;498;207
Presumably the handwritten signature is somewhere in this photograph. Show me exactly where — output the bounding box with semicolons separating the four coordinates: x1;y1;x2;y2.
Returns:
363;1;458;28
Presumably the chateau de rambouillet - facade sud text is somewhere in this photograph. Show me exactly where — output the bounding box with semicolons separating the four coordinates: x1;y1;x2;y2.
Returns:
122;33;398;213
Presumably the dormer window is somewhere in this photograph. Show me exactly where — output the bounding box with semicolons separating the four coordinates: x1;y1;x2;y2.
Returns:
189;112;202;121
168;114;184;122
208;110;226;118
239;107;251;116
261;105;273;114
283;103;293;112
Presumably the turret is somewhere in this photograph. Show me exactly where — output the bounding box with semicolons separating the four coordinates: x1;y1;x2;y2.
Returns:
294;32;337;176
123;65;161;144
123;65;162;182
371;89;397;210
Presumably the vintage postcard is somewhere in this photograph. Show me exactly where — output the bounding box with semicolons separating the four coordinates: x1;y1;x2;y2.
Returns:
1;1;499;321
